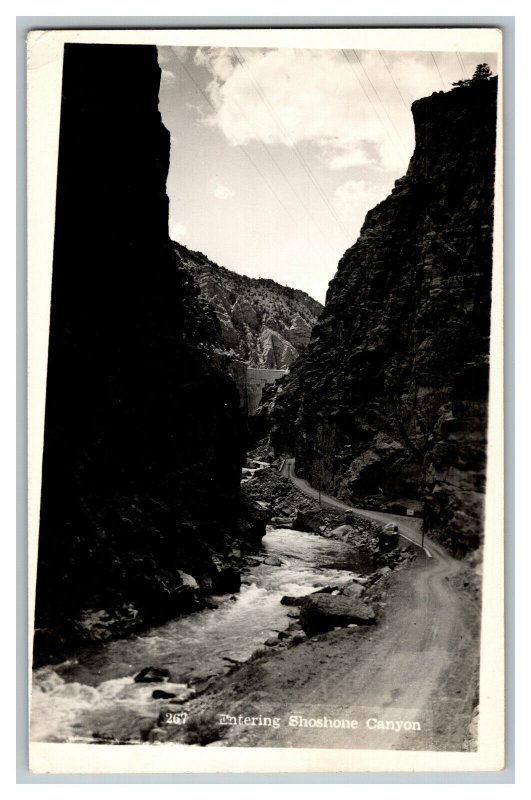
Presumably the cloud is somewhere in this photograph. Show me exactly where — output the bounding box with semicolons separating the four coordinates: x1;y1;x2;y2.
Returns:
161;46;498;175
333;178;393;237
195;47;235;82
323;142;377;171
192;47;422;172
211;182;235;200
169;218;188;241
160;68;176;85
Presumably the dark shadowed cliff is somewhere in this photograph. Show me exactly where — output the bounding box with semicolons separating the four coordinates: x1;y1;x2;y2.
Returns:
271;78;497;554
34;44;263;660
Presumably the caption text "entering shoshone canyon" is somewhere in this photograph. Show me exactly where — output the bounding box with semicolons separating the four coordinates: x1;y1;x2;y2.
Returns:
217;713;422;732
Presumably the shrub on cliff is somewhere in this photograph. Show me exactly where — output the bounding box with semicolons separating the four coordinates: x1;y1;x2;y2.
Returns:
453;62;493;87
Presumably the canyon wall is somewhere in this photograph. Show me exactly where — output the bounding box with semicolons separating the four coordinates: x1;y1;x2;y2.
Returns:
271;78;497;554
34;44;262;659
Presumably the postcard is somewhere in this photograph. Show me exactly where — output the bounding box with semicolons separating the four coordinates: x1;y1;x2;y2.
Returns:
27;26;504;774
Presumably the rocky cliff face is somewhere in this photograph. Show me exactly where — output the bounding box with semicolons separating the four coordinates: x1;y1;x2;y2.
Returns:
34;44;263;660
271;78;497;554
173;242;322;370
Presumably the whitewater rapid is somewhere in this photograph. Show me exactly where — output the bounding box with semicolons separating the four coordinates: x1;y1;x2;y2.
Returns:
31;527;373;743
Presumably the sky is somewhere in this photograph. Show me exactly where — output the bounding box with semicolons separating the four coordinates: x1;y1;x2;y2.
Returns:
158;47;497;304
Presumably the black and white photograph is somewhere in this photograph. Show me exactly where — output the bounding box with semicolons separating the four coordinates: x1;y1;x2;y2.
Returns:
27;27;504;773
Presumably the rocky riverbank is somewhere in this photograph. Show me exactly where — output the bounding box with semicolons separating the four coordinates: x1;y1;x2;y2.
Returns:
243;442;382;549
131;452;425;746
33;493;268;667
135;541;480;751
130;456;483;751
139;546;422;746
241;442;420;571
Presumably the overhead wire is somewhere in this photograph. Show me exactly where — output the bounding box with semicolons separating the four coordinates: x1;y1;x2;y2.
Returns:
455;51;467;81
377;50;412;113
349;50;411;161
430;52;448;91
233;47;353;244
224;51;341;256
339;49;407;172
174;47;432;255
457;52;470;80
173;52;320;247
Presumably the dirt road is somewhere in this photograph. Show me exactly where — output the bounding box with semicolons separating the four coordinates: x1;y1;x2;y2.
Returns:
204;461;480;751
280;457;428;553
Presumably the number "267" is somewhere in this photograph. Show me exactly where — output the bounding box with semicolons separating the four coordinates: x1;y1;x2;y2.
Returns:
165;712;188;725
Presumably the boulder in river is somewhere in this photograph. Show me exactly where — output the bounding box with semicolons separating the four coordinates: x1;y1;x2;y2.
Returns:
281;586;337;607
341;581;365;599
177;571;199;590
330;524;357;541
134;666;171;683
152;682;195;701
270;517;293;528
290;631;308;645
167;687;196;703
152;689;177;700
211;558;242;593
280;595;304;606
299;595;376;636
293;510;322;532
264;556;283;567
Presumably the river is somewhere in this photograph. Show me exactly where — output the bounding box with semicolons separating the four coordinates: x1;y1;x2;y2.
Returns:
31;527;374;743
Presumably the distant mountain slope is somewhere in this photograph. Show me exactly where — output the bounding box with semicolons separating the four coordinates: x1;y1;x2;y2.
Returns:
172;242;323;370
